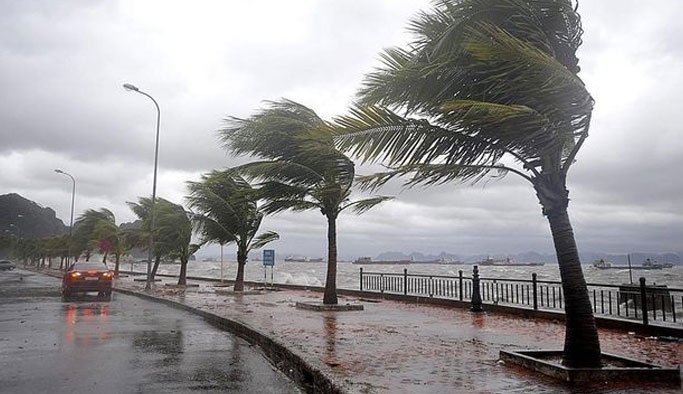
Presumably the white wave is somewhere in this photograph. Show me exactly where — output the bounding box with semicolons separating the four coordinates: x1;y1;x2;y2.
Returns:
278;271;323;287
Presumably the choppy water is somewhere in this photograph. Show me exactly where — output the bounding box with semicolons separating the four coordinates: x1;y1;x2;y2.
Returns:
125;259;683;290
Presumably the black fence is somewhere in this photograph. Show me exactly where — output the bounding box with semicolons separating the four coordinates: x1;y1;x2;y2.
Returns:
359;267;683;327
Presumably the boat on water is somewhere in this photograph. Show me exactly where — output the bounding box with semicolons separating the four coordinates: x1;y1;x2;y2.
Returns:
353;257;410;265
476;257;545;267
592;258;671;270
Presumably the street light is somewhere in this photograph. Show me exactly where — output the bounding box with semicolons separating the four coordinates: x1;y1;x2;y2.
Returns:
123;82;161;290
54;169;76;268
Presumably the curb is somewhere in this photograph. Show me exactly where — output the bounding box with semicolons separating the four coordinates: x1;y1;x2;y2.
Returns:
113;286;348;394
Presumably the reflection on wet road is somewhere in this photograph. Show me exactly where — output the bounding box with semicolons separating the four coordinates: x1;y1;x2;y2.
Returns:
0;269;301;394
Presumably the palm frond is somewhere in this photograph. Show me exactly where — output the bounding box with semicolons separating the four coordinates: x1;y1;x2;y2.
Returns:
340;196;393;215
335;104;503;169
233;160;323;186
249;231;280;250
261;199;321;215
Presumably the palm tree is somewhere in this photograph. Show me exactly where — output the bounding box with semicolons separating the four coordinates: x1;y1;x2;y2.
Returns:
44;235;65;269
14;237;35;266
0;233;17;259
153;200;199;286
128;197;171;281
220;99;391;304
187;170;280;291
92;219;133;276
335;0;599;367
74;208;116;263
128;197;198;285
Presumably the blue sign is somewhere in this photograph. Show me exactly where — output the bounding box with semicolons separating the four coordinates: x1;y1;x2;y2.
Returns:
263;250;275;266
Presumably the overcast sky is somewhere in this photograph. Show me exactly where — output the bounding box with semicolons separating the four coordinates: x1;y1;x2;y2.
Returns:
1;0;681;259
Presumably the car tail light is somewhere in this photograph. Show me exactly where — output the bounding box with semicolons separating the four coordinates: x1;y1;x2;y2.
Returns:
70;272;82;279
102;271;113;278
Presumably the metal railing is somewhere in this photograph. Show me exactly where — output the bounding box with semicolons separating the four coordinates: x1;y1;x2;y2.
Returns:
359;267;683;327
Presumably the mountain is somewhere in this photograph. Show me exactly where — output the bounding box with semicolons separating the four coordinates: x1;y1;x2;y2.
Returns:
372;250;681;265
0;193;67;238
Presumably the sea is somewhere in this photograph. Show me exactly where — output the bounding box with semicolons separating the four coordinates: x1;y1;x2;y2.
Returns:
124;259;683;290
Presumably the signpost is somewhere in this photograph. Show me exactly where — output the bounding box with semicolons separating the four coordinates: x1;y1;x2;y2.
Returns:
263;250;275;288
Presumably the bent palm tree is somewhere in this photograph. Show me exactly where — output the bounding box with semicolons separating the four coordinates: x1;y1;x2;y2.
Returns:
220;100;391;304
187;170;279;291
74;208;116;264
127;197;176;281
335;0;599;367
153;200;199;286
92;219;133;277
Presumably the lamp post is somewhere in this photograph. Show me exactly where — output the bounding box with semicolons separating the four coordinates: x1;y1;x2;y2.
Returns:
123;83;160;290
54;169;76;268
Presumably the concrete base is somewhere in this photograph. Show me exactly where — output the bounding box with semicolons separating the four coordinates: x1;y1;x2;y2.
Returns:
295;301;364;311
133;278;162;282
500;349;681;385
164;283;200;288
215;289;262;296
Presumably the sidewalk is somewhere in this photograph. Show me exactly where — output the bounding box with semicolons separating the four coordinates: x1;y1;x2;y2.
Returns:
116;275;681;393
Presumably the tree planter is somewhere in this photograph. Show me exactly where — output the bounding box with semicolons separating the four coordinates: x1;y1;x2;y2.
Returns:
500;349;680;385
295;301;363;311
215;289;263;296
164;283;199;288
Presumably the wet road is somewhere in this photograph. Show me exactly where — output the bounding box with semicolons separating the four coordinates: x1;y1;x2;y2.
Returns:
0;269;301;394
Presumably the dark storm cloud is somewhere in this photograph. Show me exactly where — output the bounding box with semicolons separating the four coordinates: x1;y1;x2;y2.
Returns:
1;0;681;257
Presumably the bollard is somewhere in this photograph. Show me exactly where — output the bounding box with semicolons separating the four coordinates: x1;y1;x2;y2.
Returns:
532;273;538;310
403;268;408;295
639;277;649;326
458;270;464;301
359;267;363;293
470;265;484;312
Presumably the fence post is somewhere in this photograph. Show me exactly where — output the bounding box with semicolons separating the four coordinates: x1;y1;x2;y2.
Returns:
471;265;483;312
403;268;408;295
359;267;363;293
532;273;538;310
639;277;648;326
458;270;463;301
380;273;384;294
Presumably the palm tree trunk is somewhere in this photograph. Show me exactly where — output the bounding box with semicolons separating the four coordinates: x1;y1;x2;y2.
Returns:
323;215;338;305
178;256;188;286
114;254;120;277
547;207;601;368
151;255;161;280
234;244;247;292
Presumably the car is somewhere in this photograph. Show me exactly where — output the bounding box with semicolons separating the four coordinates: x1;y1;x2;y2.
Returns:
62;262;114;299
0;260;16;271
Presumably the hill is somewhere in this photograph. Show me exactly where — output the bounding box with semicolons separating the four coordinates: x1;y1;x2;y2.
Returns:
0;193;67;238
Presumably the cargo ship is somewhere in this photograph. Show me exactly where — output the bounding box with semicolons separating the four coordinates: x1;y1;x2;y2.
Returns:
476;257;545;267
592;258;672;270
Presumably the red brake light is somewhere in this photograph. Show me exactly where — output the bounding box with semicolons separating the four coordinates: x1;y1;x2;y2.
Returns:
70;272;81;279
102;271;113;278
